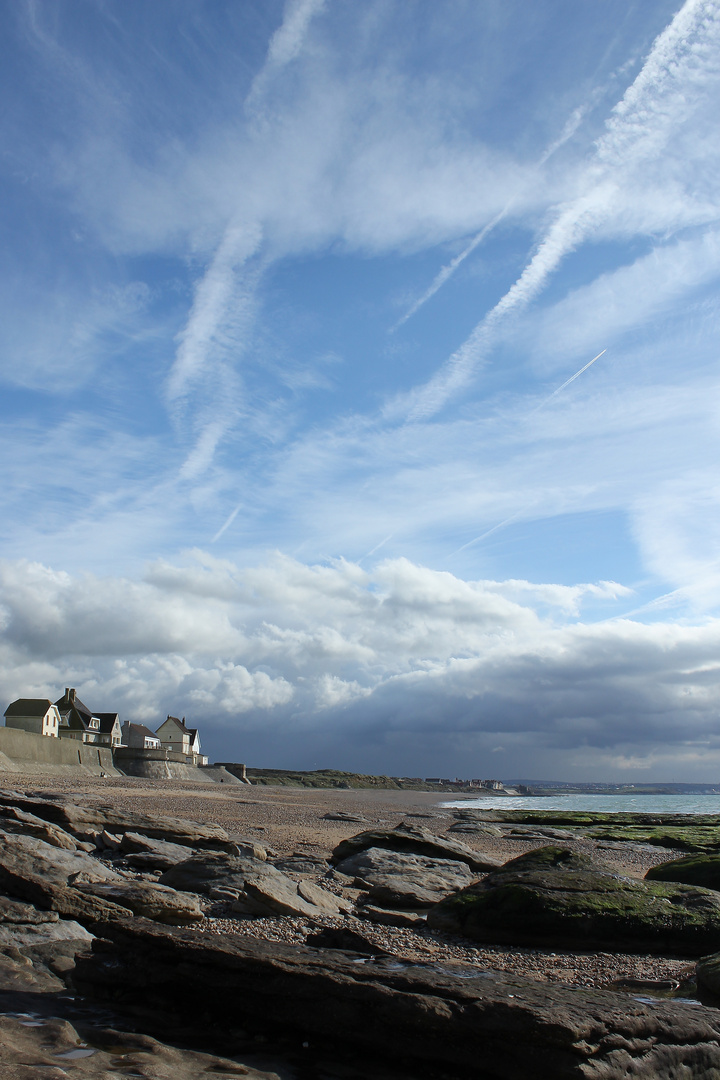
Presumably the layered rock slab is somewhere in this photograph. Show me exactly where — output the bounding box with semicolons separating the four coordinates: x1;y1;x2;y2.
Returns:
427;845;720;956
74;917;720;1080
331;822;502;872
336;847;475;908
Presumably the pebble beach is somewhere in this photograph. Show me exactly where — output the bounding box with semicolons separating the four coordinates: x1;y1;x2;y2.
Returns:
3;771;699;995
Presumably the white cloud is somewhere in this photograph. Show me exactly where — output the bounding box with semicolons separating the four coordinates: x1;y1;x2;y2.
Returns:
3;550;720;777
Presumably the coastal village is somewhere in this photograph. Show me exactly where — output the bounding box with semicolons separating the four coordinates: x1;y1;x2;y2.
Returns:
2;687;211;772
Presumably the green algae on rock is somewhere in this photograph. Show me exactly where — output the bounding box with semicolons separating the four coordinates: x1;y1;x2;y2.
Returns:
427;845;720;956
646;852;720;891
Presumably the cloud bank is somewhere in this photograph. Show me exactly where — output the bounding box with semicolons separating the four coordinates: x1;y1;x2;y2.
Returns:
3;551;720;780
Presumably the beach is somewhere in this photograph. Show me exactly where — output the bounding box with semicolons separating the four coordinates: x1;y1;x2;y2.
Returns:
2;772;697;993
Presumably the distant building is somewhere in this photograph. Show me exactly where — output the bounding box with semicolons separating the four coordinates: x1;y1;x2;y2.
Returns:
54;688;121;747
156;715;204;760
3;699;60;738
121;722;161;750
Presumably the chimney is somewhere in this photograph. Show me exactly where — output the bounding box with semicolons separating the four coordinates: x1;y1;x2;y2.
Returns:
67;688;76;702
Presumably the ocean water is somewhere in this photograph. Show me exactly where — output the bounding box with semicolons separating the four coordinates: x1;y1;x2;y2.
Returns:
439;793;720;815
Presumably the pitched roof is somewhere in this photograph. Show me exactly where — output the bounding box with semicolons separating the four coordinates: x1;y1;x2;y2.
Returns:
95;712;120;733
4;698;55;718
54;689;93;724
124;722;160;740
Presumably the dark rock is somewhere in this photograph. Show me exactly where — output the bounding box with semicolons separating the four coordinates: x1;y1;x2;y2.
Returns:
119;830;196;862
427;845;720;956
335;847;475;908
158;852;279;895
0;895;59;924
331;823;501;873
447;822;503;836
73;918;720;1079
305;927;388;955
696;952;720;999
357;905;427;928
0;1013;280;1080
646;852;720;891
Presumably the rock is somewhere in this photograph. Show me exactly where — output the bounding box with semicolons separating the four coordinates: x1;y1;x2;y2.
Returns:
0;918;93;948
233;873;350;918
75;881;204;925
159;852;279;895
427;845;720;956
0;807;78;849
99;830;121;849
446;822;503;836
696;951;720;999
0;1013;281;1080
646;852;720;891
0;790;236;851
297;880;352;914
119;830;197;862
274;854;331;875
74;918;720;1079
0;831;133;924
335;847;475;908
357;905;427;928
331;823;501;873
0;896;59;924
322;812;368;823
305;927;388;954
123;850;184;872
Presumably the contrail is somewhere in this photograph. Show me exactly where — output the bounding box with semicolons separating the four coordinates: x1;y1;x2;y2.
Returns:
449;511;524;557
391;208;510;331
448;348;606;557
391;98;594;332
531;349;606;413
361;533;394;561
212;502;242;543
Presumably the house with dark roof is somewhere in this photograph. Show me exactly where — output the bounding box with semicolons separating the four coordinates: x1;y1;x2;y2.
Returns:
121;722;161;750
3;699;60;737
54;688;122;747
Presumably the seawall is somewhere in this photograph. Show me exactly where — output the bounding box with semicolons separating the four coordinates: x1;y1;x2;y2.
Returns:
0;727;119;776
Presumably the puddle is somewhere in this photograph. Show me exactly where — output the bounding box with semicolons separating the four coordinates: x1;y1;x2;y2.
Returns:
55;1047;97;1059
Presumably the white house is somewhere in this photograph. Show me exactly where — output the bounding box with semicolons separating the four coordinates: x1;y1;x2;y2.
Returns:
155;715;206;764
3;699;60;738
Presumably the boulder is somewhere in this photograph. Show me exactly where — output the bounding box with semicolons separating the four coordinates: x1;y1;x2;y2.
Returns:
0;790;236;851
73;918;720;1080
696;951;720;999
274;853;331;875
75;881;204;925
646;852;720;891
427;845;720;956
335;847;475;908
0;896;59;925
0;831;133;924
0;807;78;849
159;852;279;895
331;823;501;873
234;874;350;918
0;918;93;948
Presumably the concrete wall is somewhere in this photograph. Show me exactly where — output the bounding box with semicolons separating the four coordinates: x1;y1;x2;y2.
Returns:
0;725;119;776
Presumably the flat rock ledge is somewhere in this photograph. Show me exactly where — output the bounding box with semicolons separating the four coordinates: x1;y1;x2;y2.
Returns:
74;918;720;1080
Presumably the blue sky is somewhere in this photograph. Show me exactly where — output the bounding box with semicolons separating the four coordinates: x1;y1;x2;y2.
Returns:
3;0;720;781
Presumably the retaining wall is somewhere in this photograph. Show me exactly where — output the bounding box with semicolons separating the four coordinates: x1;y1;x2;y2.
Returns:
0;726;119;776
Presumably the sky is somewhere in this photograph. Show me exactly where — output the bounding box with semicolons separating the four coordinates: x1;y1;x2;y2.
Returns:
2;0;720;782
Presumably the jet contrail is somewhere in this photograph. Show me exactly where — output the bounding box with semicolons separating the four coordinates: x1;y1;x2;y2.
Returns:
531;349;606;413
449;348;606;557
212;502;242;543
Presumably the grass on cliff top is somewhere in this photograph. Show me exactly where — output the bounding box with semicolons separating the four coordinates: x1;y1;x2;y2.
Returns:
244;768;455;790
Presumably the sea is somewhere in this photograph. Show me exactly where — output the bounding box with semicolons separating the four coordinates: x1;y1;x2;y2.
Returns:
439;793;720;815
